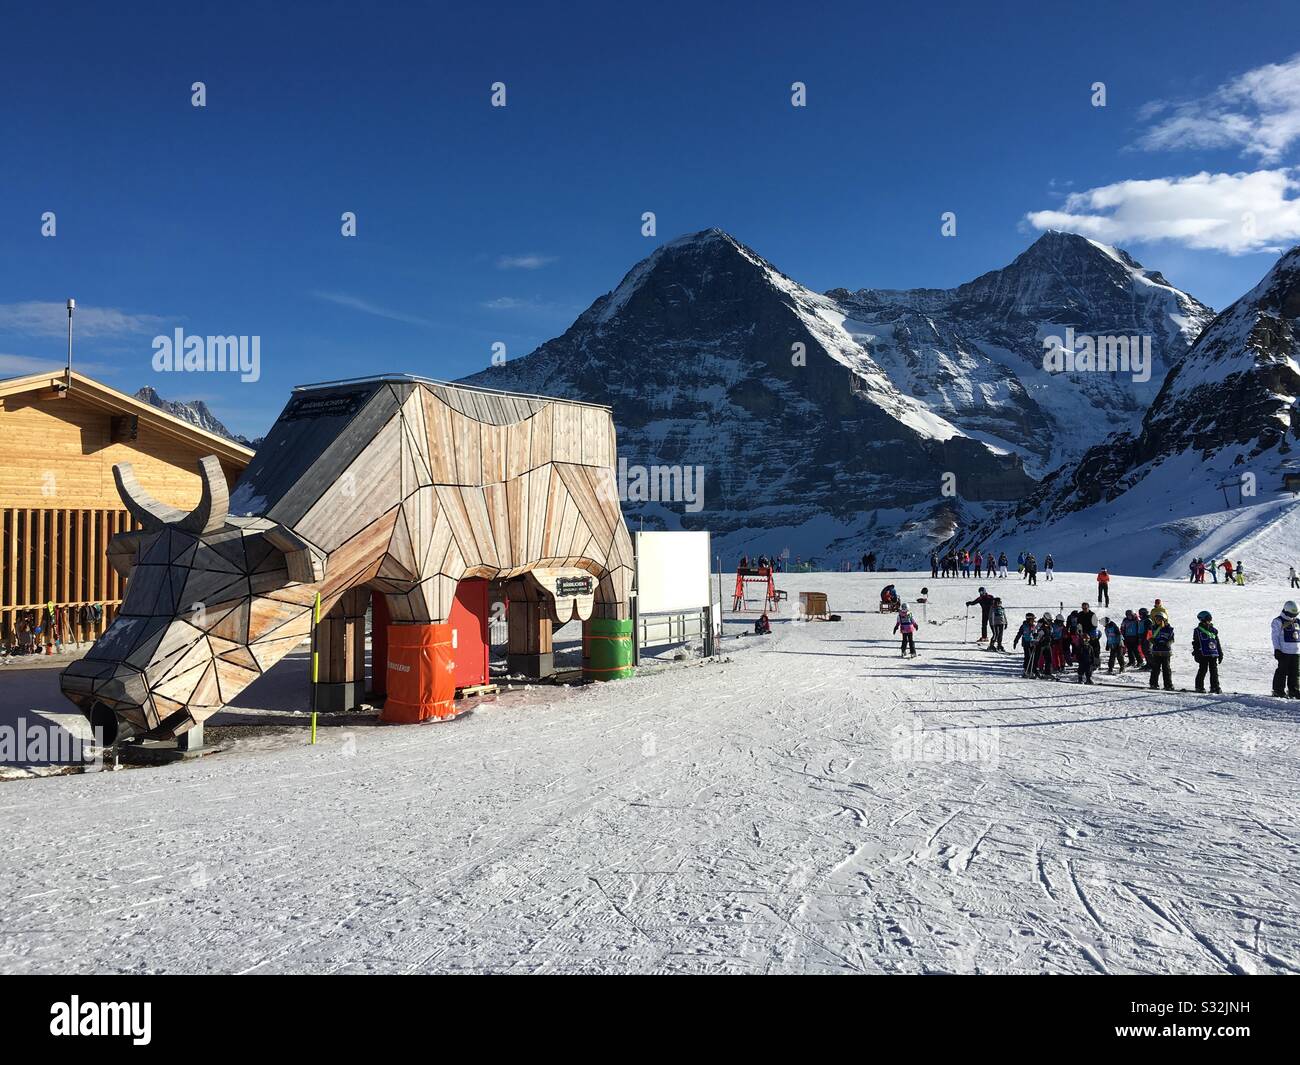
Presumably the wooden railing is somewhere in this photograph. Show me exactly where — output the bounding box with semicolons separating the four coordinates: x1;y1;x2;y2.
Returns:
1;508;139;646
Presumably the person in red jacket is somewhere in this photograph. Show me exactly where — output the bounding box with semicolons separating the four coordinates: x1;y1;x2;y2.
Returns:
1096;568;1110;607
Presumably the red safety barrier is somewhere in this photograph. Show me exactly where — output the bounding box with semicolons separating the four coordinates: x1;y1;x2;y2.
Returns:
380;623;455;723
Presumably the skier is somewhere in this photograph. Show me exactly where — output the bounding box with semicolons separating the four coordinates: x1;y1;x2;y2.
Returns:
1235;561;1246;586
1148;607;1175;691
1044;553;1054;581
754;613;772;635
930;552;939;578
1074;624;1095;684
1121;609;1142;667
1025;553;1038;586
894;604;918;658
1104;617;1124;674
1220;558;1234;584
1051;614;1066;672
1017;551;1025;576
1190;610;1222;694
966;587;995;642
1077;601;1097;637
1271;600;1300;698
1031;617;1055;679
998;551;1009;579
1014;613;1037;675
1137;606;1153;663
973;549;983;577
1290;565;1299;590
1096;568;1110;607
1207;555;1217;584
989;597;1007;651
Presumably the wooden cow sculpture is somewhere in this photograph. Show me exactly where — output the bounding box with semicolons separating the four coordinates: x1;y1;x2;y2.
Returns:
60;376;634;743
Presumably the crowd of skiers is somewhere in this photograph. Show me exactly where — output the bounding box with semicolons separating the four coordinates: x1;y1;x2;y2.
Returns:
1186;557;1250;584
1009;599;1205;690
930;549;1055;585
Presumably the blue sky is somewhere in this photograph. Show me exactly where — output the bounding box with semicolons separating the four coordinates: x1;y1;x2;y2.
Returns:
2;0;1298;437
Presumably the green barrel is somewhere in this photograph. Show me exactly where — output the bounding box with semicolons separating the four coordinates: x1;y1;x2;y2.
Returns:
584;618;634;681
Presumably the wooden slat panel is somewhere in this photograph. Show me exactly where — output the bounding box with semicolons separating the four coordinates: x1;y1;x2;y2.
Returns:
530;404;553;469
552;404;582;464
452;412;482;486
480;422;507;484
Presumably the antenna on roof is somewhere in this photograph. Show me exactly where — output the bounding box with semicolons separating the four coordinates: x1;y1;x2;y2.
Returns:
65;298;75;392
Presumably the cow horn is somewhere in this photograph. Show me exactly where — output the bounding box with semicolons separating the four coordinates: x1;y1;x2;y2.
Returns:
113;456;229;534
113;463;189;531
177;456;229;534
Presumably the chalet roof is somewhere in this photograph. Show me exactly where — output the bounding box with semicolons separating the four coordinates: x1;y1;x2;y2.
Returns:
0;369;255;467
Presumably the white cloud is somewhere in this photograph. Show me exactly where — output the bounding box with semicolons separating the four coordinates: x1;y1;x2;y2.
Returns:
0;302;164;337
1025;169;1300;254
1137;52;1300;163
311;291;434;328
496;253;556;270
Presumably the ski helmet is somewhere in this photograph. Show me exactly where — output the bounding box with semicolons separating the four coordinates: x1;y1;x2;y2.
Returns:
1284;601;1299;618
1197;610;1212;622
979;586;986;594
1055;614;1064;622
1026;612;1035;619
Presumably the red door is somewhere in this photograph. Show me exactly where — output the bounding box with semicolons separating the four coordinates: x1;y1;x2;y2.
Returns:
448;578;489;689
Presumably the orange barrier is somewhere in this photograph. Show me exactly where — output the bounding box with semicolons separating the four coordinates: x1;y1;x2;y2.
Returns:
380;622;455;723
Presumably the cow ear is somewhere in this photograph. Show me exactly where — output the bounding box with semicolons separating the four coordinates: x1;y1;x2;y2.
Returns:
107;530;150;579
263;524;327;584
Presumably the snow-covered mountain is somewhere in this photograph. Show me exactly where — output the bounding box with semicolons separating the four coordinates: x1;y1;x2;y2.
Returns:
965;245;1300;578
134;386;257;448
828;230;1211;476
463;229;1209;563
464;229;1038;559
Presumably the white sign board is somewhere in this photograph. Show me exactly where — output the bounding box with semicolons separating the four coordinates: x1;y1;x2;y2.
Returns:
635;531;711;614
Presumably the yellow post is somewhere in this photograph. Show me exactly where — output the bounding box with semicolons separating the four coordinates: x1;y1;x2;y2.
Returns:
310;591;321;743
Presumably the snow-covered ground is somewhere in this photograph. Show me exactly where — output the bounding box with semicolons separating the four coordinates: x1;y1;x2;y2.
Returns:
1;572;1296;974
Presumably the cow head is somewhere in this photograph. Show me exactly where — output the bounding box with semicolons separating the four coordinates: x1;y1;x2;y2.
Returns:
60;456;326;745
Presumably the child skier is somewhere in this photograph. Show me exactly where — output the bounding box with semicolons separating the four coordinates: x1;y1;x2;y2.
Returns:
1191;610;1222;693
1032;617;1055;678
1014;613;1037;675
894;604;918;658
754;613;772;635
1074;624;1096;684
989;597;1007;650
1121;610;1141;667
1044;553;1054;581
1148;607;1175;691
1104;618;1124;673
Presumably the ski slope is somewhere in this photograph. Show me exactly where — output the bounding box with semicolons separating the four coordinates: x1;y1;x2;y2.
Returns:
0;572;1296;974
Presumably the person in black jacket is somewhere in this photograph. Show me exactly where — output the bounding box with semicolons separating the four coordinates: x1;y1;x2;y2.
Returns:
966;587;995;642
1190;610;1222;693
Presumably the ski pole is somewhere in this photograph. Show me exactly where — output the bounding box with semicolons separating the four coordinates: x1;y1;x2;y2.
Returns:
963;610;969;642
